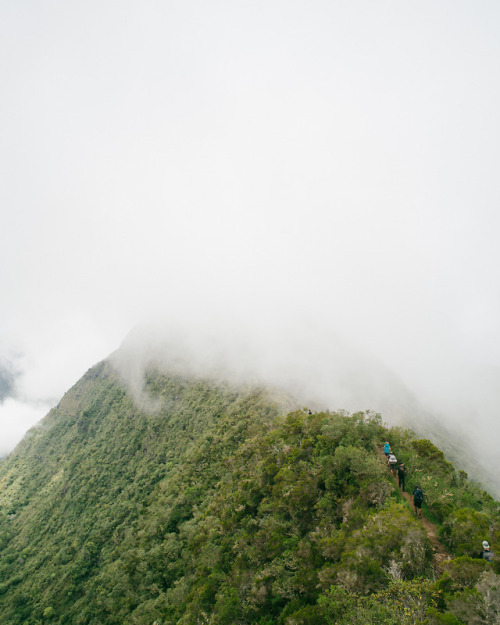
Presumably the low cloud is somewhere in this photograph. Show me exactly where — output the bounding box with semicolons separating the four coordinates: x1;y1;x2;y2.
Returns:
0;1;499;495
0;398;53;457
109;315;500;496
111;317;434;423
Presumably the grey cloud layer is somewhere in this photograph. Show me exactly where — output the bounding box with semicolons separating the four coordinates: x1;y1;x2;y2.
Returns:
0;1;499;471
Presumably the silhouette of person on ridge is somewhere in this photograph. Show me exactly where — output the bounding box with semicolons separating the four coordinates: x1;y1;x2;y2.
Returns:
398;462;406;491
413;485;423;518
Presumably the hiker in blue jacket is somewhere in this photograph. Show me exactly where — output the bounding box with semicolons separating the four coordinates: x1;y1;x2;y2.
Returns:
384;441;391;458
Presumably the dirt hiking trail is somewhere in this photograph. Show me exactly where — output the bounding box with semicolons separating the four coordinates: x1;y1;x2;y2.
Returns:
380;450;452;570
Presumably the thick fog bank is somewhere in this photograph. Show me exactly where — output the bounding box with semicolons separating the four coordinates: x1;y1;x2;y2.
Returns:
111;321;421;419
110;320;500;497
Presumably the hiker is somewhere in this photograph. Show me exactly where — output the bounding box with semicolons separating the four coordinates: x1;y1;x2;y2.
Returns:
413;485;423;518
383;441;391;458
397;462;406;491
388;452;398;475
481;541;494;563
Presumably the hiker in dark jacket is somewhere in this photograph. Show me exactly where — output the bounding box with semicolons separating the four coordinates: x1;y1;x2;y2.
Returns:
413;486;423;518
397;462;406;491
481;541;494;563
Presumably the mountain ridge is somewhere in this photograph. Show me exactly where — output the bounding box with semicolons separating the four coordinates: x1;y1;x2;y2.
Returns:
0;353;499;624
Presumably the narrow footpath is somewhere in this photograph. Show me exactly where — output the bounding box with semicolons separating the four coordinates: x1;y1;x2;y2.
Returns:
380;450;452;570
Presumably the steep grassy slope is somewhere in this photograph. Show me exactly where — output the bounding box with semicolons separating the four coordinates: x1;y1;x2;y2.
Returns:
0;361;282;623
0;359;499;624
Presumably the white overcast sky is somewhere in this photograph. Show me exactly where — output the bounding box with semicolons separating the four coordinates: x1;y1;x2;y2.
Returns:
1;1;500;456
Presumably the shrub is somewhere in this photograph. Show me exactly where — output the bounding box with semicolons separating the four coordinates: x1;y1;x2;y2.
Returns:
440;508;491;556
437;556;490;592
331;503;433;593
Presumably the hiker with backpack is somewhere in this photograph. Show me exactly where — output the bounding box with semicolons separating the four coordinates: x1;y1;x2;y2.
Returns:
481;541;494;563
397;462;405;491
413;485;423;518
388;452;398;475
384;441;391;458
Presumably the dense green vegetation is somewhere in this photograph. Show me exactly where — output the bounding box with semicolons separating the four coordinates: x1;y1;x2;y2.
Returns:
0;360;499;624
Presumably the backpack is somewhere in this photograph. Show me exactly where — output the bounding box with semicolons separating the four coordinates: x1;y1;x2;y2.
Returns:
389;454;397;465
414;488;423;504
483;550;494;563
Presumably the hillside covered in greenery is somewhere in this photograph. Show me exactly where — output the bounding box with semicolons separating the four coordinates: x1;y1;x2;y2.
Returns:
0;359;499;624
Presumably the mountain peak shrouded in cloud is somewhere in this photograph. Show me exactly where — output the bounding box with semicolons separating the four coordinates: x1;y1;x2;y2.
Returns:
1;316;499;495
110;319;414;416
1;1;500;474
108;319;500;497
3;353;500;623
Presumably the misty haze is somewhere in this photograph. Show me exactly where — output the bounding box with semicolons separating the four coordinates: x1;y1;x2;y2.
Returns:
1;0;500;517
2;3;500;621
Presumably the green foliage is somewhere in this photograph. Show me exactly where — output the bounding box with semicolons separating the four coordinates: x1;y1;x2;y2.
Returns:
427;569;500;625
435;556;490;595
325;502;432;595
440;508;492;556
411;440;454;475
42;606;54;619
0;362;498;624
425;609;463;624
388;431;499;533
318;583;421;625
